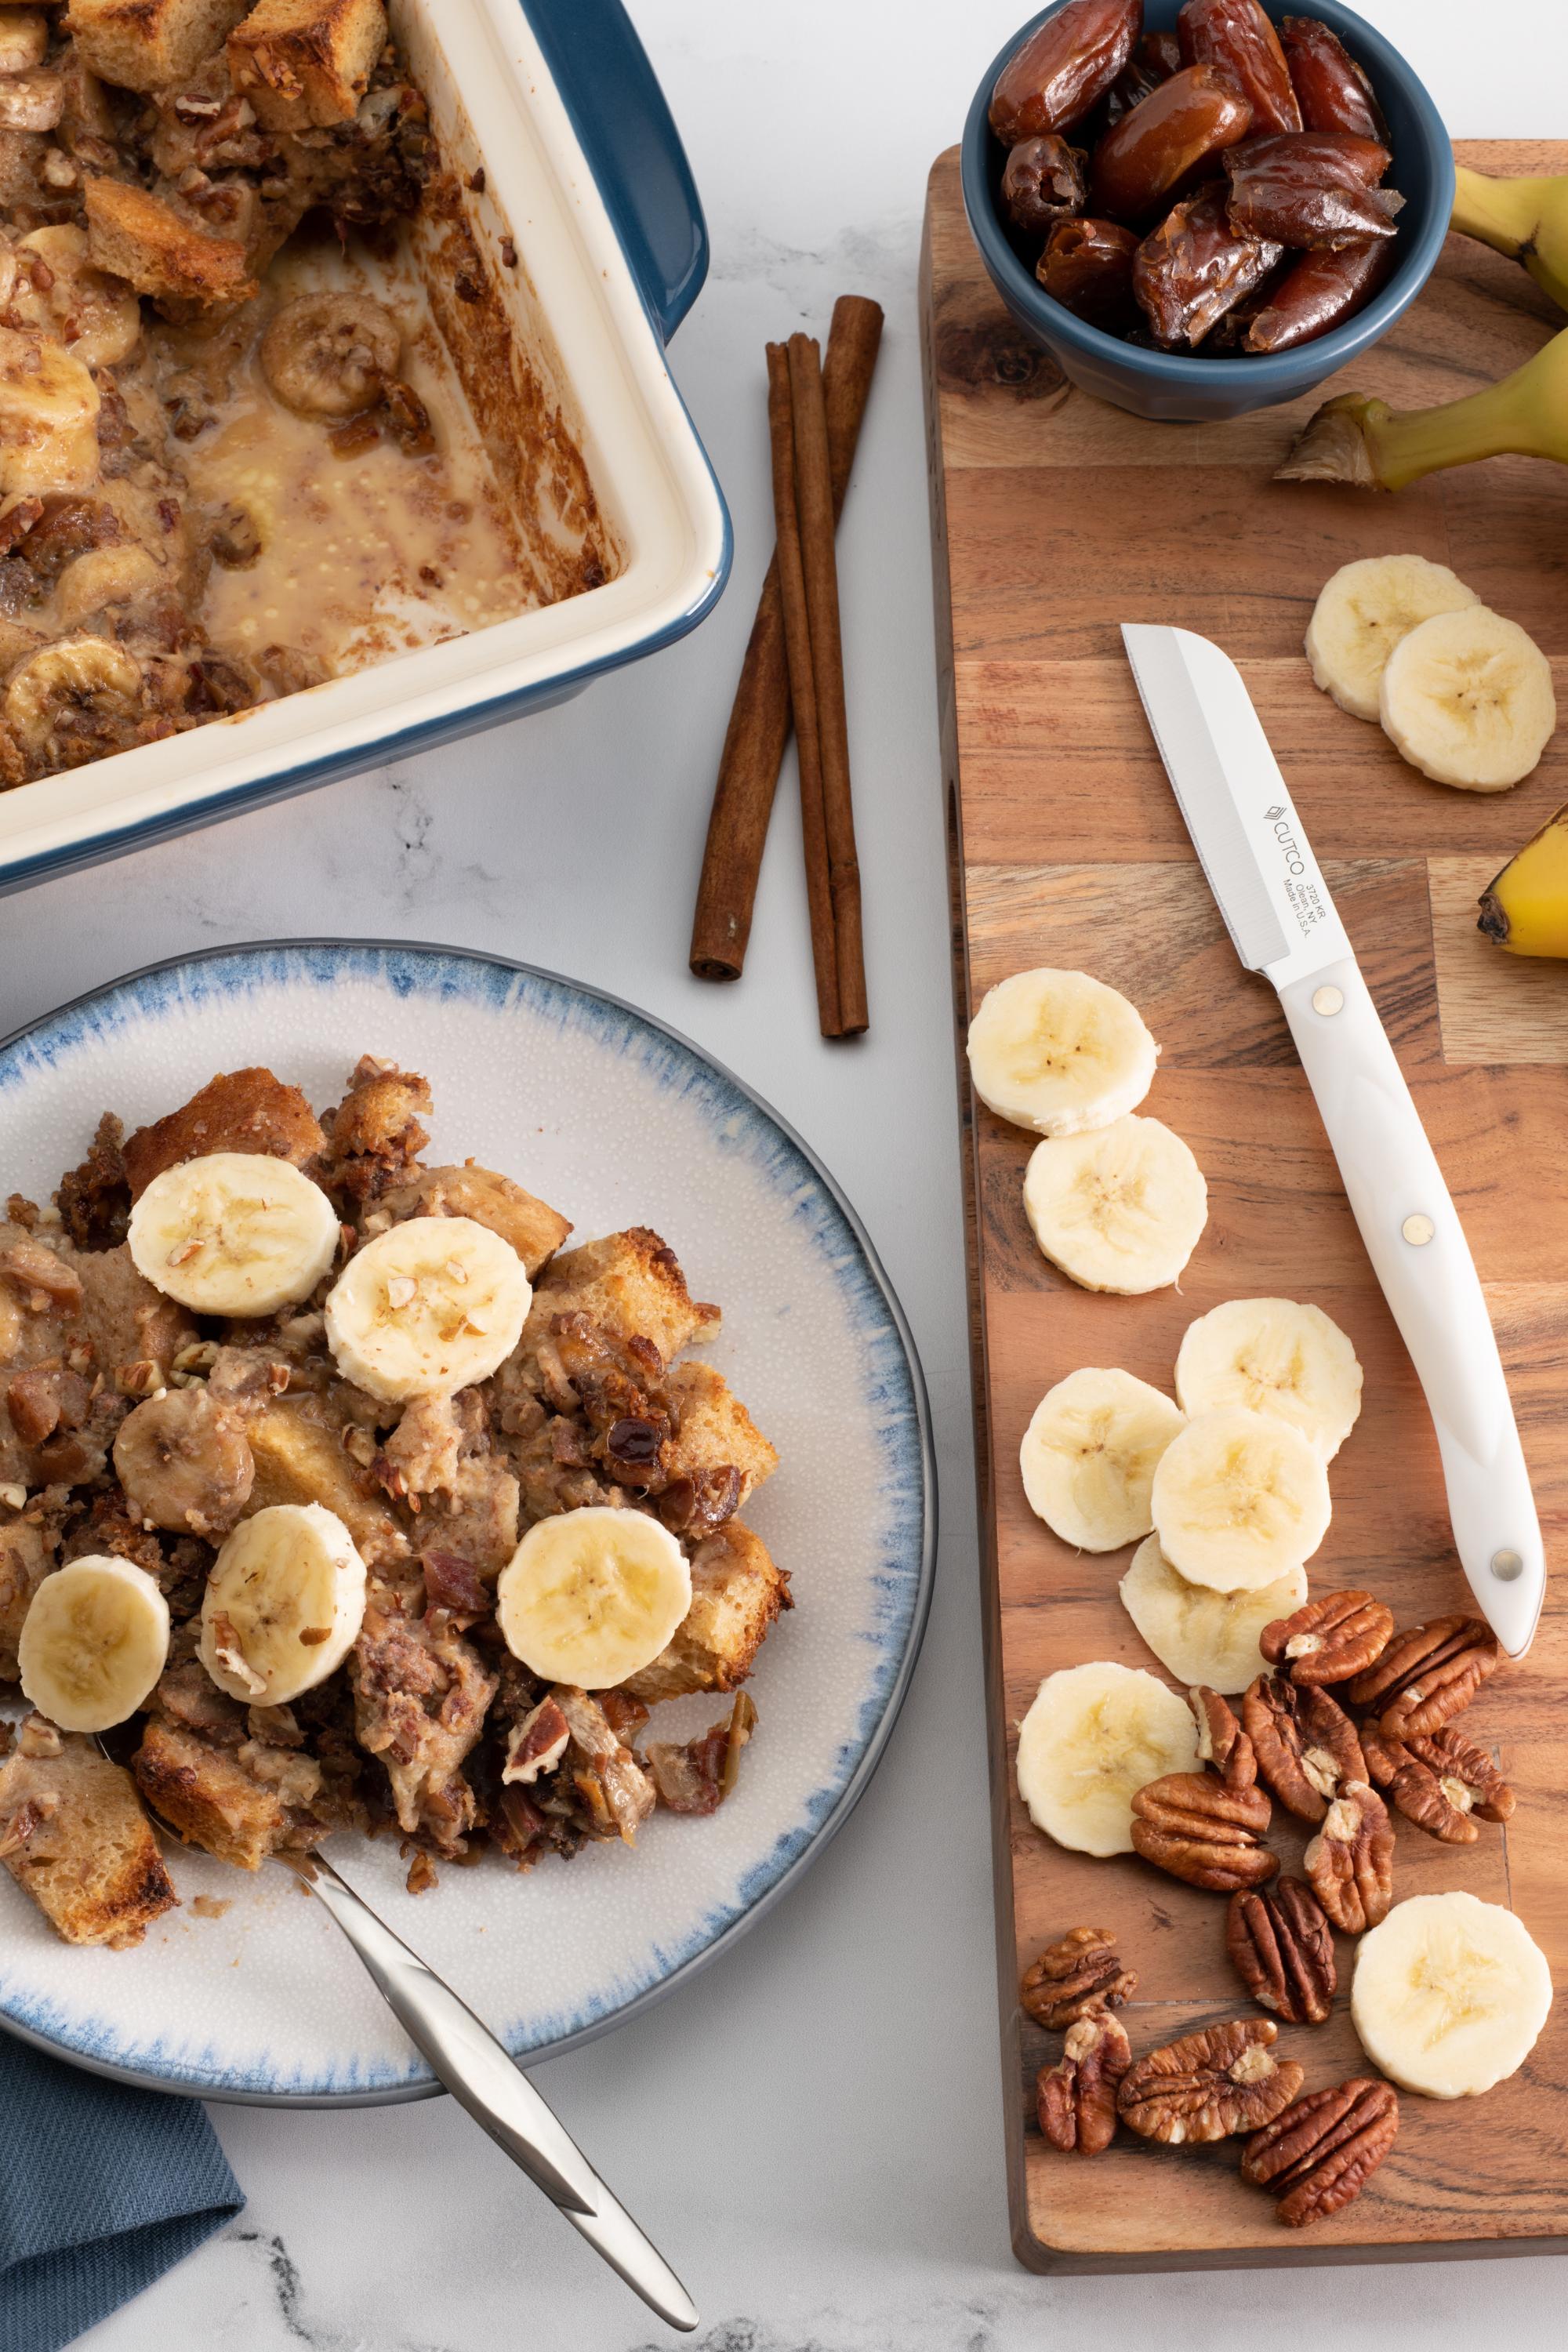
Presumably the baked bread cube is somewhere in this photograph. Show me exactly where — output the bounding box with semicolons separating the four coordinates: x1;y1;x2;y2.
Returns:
524;1228;720;1368
228;0;386;130
622;1519;789;1704
662;1360;779;1507
122;1065;326;1199
1;1723;177;1947
0;1515;53;1679
381;1163;571;1279
246;1398;408;1567
85;176;256;306
66;1;252;93
133;1715;285;1869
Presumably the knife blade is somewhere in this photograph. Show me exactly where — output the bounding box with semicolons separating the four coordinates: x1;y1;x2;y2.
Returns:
1123;622;1544;1657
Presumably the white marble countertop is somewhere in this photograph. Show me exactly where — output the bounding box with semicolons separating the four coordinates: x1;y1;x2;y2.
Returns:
1;0;1559;2343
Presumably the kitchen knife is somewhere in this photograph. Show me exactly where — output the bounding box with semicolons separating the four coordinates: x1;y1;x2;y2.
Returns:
1122;622;1544;1658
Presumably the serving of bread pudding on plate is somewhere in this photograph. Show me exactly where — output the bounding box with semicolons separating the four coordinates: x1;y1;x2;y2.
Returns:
0;1051;789;1948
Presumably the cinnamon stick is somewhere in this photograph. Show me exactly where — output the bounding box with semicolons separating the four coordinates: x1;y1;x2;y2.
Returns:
788;333;867;1036
689;296;884;982
766;340;840;1036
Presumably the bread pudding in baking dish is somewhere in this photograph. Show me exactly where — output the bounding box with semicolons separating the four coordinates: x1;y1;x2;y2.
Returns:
0;1054;788;1947
0;0;616;789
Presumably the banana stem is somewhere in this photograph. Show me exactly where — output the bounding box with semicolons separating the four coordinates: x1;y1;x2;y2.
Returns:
1278;324;1568;491
1450;165;1568;310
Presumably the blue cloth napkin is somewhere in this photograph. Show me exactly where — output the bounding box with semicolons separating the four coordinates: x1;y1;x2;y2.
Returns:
0;2033;243;2352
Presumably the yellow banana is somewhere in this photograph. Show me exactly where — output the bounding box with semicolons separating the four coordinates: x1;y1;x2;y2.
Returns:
1478;803;1568;956
1278;322;1568;491
1451;166;1568;313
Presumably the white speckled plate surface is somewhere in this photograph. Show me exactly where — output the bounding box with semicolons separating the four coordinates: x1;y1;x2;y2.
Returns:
0;943;933;2103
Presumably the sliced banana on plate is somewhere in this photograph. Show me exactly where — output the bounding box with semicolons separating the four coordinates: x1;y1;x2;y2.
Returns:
199;1502;368;1705
967;968;1157;1138
1016;1660;1200;1857
496;1505;692;1690
1119;1535;1307;1694
1023;1114;1207;1294
325;1214;532;1402
1306;554;1479;723
1380;605;1557;792
1020;1368;1184;1552
17;1555;170;1733
1151;1406;1330;1592
1352;1892;1552;2099
1175;1297;1363;1461
128;1151;339;1317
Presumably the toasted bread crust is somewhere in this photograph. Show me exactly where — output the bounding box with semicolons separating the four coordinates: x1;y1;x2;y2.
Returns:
85;176;256;307
229;0;386;129
133;1715;284;1868
662;1360;779;1506
623;1519;789;1704
67;2;252;94
525;1228;720;1367
381;1163;570;1279
122;1065;327;1198
1;1733;177;1946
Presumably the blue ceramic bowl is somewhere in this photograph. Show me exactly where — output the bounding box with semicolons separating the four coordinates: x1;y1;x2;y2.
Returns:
962;0;1455;421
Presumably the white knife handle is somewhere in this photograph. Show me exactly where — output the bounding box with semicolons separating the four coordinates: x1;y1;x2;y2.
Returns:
1276;956;1543;1656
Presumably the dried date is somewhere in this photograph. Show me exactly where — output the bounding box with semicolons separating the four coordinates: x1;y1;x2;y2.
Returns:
1227;1876;1336;2025
1021;1924;1137;2031
1036;2010;1131;2154
1279;16;1388;143
1090;64;1254;221
1103;31;1182;128
1001;134;1088;238
1242;236;1395;349
1119;2017;1303;2145
1134;182;1280;347
1179;0;1301;136
1039;215;1140;322
1242;2077;1398;2226
991;0;1142;143
1225;130;1400;250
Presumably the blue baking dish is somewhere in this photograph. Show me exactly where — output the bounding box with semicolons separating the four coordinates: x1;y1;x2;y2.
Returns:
0;0;731;893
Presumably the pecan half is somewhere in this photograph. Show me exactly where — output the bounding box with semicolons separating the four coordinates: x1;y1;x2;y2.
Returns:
1118;2018;1304;2146
1243;1675;1364;1823
1260;1590;1393;1685
1036;2011;1131;2154
1227;1877;1336;2025
1303;1780;1393;1933
1131;1773;1277;1892
1361;1724;1514;1845
1021;1926;1136;2031
1242;2077;1399;2226
1346;1614;1499;1738
1190;1685;1256;1788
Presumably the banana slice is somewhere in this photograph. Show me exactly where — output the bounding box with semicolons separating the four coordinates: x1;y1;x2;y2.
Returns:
1174;1298;1363;1461
128;1151;339;1318
260;294;401;419
1380;605;1557;791
13;227;143;370
1306;554;1480;723
325;1215;532;1402
1020;1368;1184;1552
1352;1892;1552;2099
496;1505;692;1690
1119;1536;1308;1694
16;1555;170;1733
1023;1115;1207;1294
1016;1660;1200;1857
0;326;100;498
1151;1407;1330;1592
967;968;1157;1138
199;1502;367;1705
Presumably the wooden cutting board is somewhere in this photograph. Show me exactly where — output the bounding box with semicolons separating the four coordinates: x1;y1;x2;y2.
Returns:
921;138;1568;2274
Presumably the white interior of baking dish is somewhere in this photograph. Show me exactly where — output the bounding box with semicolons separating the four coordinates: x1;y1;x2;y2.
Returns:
0;0;727;881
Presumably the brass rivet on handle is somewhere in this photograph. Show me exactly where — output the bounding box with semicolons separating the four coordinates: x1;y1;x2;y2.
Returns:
1311;985;1344;1016
1491;1548;1524;1582
1402;1213;1436;1246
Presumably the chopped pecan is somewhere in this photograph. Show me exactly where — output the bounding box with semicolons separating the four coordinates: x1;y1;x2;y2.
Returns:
1227;1877;1336;2025
1190;1685;1255;1788
645;1692;757;1816
1036;2011;1131;2155
1131;1773;1277;1892
1303;1780;1393;1933
1346;1615;1499;1737
1260;1589;1392;1685
1118;2018;1303;2146
1020;1926;1136;2031
500;1695;571;1786
1241;2078;1399;2226
1361;1724;1513;1845
1243;1675;1364;1823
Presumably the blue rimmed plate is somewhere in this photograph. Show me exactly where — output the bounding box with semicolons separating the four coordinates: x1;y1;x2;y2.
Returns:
0;943;934;2104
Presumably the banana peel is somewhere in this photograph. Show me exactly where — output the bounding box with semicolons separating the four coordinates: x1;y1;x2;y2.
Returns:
1478;802;1568;956
1452;165;1568;313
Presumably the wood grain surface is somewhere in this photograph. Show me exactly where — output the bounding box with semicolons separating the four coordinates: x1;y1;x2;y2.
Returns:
921;138;1568;2274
